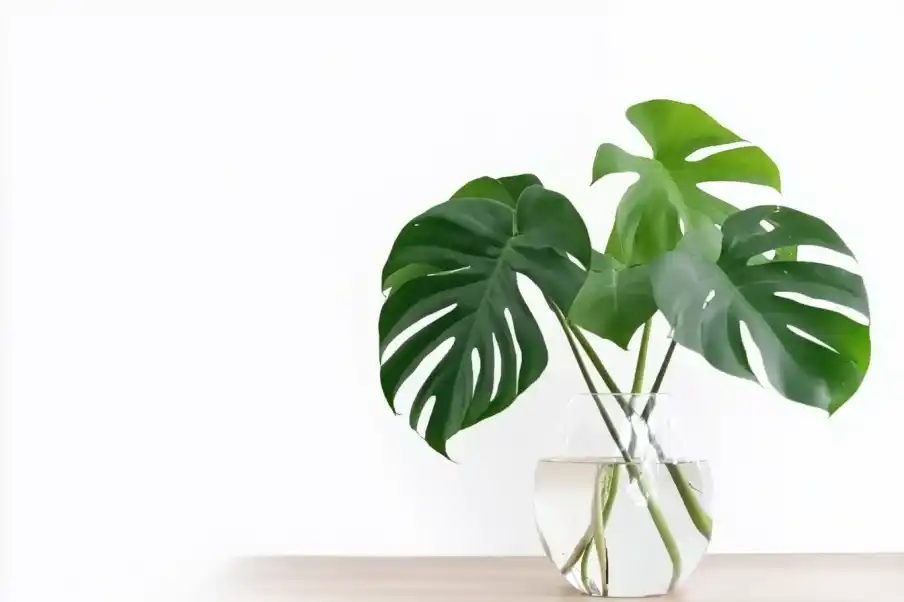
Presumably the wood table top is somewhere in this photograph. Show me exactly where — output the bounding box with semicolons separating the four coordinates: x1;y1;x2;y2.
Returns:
219;554;904;601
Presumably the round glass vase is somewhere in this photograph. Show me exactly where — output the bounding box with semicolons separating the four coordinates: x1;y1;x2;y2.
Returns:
534;393;713;598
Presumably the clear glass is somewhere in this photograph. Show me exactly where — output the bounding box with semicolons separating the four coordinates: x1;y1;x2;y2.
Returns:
534;394;713;597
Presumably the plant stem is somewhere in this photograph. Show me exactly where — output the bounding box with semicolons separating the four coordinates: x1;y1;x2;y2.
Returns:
560;466;622;579
602;465;620;523
643;339;676;420
553;306;682;590
632;320;653;393
599;465;619;593
578;331;713;540
645;494;682;589
579;538;593;594
555;311;630;461
628;339;675;459
560;524;592;575
667;463;712;540
571;327;624;395
625;320;653;468
591;466;615;596
640;338;713;541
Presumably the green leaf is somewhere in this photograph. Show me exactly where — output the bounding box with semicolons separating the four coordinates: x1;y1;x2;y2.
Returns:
568;251;656;349
651;205;870;414
593;99;781;265
379;176;592;456
450;173;542;207
382;263;440;296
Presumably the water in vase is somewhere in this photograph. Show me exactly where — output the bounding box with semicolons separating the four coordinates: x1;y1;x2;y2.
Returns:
534;458;712;597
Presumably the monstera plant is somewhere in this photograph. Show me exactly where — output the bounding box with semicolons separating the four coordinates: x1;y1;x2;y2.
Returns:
377;99;870;597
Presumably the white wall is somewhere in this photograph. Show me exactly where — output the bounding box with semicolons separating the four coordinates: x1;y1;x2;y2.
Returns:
3;5;904;594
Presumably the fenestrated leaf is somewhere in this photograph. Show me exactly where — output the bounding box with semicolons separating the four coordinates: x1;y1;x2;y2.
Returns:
651;205;870;414
592;99;781;265
379;177;592;456
568;251;656;349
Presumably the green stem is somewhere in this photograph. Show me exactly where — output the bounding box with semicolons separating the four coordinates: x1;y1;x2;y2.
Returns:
553;306;682;590
560;465;622;579
591;466;615;596
625;320;653;468
578;329;713;542
597;465;620;594
631;320;653;393
644;494;682;590
639;339;713;541
643;339;676;421
560;524;592;575
555;310;630;461
628;339;675;459
579;538;593;594
667;463;712;540
602;465;620;523
561;465;622;579
571;327;624;396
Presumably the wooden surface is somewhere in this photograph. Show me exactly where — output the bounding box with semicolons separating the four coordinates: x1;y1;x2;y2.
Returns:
220;555;904;601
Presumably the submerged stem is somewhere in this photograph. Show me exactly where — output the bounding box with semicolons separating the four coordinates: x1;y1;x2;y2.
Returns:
667;463;713;540
579;538;593;594
602;465;620;523
644;491;682;589
560;524;592;575
561;467;623;581
592;466;615;596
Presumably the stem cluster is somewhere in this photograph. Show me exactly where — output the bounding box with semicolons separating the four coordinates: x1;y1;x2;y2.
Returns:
550;306;713;595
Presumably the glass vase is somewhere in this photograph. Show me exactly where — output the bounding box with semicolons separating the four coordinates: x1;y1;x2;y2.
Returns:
534;393;713;597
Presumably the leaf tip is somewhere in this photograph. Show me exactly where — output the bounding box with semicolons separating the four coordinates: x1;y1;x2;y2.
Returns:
426;436;457;463
827;392;854;417
383;392;400;416
614;339;632;352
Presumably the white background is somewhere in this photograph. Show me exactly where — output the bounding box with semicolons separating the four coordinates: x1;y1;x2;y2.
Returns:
3;3;904;599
